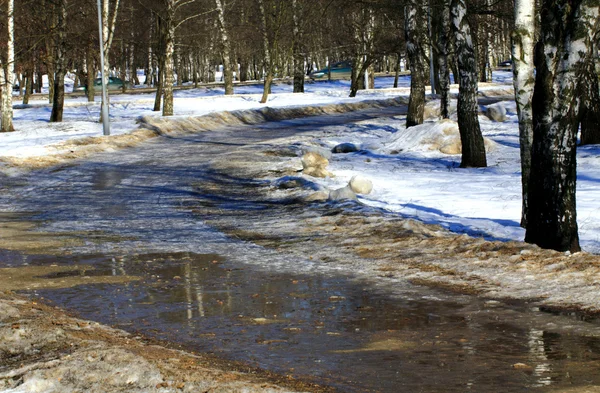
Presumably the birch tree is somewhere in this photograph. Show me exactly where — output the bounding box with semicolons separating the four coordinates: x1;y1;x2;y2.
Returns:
214;0;234;95
292;0;304;93
579;51;600;145
86;44;96;103
148;0;203;115
525;0;600;252
100;0;121;121
1;0;14;132
511;0;535;227
436;0;451;119
405;0;426;127
162;0;176;116
451;0;487;168
258;0;273;104
349;7;376;97
50;0;67;122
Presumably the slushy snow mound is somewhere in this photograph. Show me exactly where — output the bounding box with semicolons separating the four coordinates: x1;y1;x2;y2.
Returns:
382;119;496;155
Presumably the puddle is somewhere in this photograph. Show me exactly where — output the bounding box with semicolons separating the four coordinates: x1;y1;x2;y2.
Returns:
91;169;126;190
17;252;600;393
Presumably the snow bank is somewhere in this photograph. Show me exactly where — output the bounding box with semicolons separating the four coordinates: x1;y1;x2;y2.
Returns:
138;97;407;136
0;97;406;171
381;119;497;155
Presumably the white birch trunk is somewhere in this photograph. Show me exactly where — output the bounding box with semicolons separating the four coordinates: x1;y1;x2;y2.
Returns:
162;0;175;116
525;0;599;252
405;0;426;127
258;0;273;104
215;0;234;95
50;0;67;122
451;0;487;167
511;0;535;227
437;0;451;118
101;0;120;114
1;0;14;132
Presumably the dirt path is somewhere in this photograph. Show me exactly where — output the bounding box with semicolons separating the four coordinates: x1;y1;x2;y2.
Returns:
2;104;600;392
186;116;600;317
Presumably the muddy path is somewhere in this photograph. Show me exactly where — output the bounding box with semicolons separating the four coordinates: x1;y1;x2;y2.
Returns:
2;105;600;392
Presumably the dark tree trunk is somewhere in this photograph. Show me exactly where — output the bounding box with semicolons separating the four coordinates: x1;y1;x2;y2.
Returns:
258;0;273;104
239;58;248;82
292;0;304;93
45;0;56;106
261;74;274;104
50;72;65;122
349;57;361;97
350;56;371;97
50;0;67;123
36;71;42;93
451;0;487;168
580;54;600;145
86;45;96;102
120;40;127;93
525;0;598;253
154;66;163;112
393;55;401;88
15;73;22;97
405;0;426;127
23;69;32;105
437;0;451;119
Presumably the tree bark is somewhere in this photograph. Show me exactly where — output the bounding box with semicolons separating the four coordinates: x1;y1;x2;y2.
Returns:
437;0;451;119
162;0;175;116
239;58;248;82
86;45;96;102
46;26;55;105
525;0;599;253
215;0;234;95
579;50;600;145
292;0;304;93
100;0;121;120
146;15;154;87
1;0;15;132
23;69;32;105
511;0;535;227
405;0;426;128
393;55;401;88
258;0;273;104
154;66;163;112
120;40;127;93
50;0;67;123
36;70;42;94
451;0;487;168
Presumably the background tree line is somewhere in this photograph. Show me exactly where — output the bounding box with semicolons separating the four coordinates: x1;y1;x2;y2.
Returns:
0;0;515;114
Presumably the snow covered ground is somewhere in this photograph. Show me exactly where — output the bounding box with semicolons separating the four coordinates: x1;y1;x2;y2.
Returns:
3;71;600;254
312;103;600;254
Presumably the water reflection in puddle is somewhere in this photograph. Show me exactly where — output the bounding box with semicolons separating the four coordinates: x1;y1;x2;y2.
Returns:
20;252;600;393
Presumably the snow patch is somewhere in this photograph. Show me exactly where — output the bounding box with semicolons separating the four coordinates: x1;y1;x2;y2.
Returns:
381;120;496;155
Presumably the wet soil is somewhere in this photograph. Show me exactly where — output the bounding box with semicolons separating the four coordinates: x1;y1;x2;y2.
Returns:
0;290;326;393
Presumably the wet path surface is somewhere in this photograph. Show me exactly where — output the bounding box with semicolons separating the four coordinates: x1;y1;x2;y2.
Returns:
2;107;600;392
